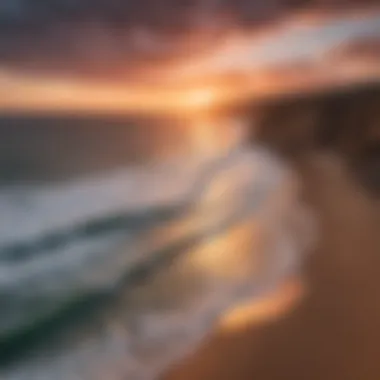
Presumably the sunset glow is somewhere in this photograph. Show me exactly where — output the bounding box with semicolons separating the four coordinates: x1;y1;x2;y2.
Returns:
0;9;379;117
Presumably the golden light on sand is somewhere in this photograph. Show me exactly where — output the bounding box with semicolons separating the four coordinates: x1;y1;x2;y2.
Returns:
219;279;305;332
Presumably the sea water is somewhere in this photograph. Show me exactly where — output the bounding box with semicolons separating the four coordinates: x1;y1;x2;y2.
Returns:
0;119;314;380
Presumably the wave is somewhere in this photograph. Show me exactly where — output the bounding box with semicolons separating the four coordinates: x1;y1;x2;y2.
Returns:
0;144;314;380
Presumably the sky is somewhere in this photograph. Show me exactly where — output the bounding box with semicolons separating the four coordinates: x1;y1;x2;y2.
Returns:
0;0;378;77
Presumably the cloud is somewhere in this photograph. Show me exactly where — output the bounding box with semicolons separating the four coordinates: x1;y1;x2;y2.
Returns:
0;1;286;76
0;0;377;78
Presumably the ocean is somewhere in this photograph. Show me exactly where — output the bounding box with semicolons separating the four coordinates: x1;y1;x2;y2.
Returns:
0;115;313;379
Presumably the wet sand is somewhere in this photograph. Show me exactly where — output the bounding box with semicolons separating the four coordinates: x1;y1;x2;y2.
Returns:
167;152;380;380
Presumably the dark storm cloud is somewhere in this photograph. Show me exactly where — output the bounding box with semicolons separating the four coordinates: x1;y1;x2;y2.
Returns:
0;0;377;77
0;0;232;76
